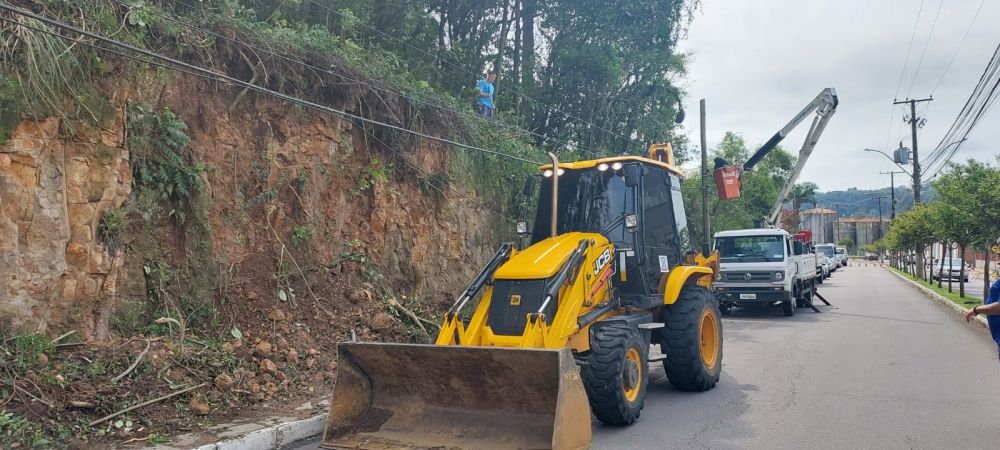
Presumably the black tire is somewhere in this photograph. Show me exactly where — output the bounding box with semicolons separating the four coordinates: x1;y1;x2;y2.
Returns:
783;297;796;316
658;286;722;392
581;322;648;425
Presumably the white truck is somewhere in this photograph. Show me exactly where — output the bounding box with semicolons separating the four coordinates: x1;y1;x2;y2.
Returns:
710;89;838;316
714;229;818;316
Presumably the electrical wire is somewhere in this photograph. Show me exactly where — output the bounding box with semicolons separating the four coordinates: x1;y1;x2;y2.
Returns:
906;0;943;98
922;42;1000;179
300;0;646;149
930;0;986;96
894;0;925;101
359;123;516;223
0;3;545;166
108;0;606;160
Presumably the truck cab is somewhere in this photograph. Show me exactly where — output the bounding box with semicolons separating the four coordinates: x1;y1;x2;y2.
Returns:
713;229;817;316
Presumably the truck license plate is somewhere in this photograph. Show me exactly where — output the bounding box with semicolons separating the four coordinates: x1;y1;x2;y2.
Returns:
739;294;757;300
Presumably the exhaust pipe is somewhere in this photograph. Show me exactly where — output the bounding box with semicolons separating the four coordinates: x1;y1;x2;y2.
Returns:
548;152;559;238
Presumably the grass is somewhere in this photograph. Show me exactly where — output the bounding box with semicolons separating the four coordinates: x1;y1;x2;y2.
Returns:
889;267;982;309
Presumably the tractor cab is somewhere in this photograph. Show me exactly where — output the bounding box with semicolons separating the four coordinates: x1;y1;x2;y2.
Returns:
524;144;694;308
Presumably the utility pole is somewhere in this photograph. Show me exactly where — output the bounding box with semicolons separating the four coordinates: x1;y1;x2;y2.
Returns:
700;99;710;255
874;195;887;240
893;97;932;204
880;170;905;220
894;96;932;279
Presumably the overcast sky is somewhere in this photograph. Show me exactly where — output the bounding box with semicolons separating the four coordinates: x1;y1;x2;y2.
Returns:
677;0;999;192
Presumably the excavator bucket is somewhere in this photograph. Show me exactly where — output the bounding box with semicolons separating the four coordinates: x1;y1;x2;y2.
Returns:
321;342;591;450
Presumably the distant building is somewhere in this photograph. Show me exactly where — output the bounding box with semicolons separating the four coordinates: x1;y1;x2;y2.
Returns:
833;217;887;255
800;207;837;243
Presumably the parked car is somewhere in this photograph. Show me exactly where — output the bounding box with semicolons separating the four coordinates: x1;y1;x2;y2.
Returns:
835;246;848;266
932;258;972;282
816;244;837;273
865;253;878;261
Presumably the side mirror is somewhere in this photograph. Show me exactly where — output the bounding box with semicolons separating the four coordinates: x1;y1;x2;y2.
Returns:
623;164;641;188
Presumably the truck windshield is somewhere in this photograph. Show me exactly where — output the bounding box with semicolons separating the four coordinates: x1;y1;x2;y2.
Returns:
715;235;785;262
835;248;845;255
817;246;835;257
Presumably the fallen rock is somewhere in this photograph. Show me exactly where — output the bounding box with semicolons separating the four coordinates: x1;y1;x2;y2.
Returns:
285;348;299;364
255;341;273;355
37;353;48;365
276;337;289;351
370;313;394;331
260;359;278;373
267;309;287;322
189;394;210;415
305;357;317;369
249;382;261;394
214;373;235;390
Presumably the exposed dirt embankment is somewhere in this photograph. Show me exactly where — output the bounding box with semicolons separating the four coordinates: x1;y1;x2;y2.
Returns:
0;66;507;444
2;71;502;336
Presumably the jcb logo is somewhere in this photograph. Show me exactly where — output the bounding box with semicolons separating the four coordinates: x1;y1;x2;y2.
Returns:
509;295;521;306
593;248;612;275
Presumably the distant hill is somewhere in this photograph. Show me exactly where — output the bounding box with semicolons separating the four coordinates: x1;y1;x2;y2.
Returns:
798;185;933;219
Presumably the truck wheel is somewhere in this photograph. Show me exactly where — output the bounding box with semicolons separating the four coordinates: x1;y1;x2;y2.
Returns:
581;322;648;425
658;286;722;392
783;297;796;316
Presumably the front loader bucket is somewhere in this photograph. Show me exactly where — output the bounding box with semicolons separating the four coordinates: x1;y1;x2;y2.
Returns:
321;342;591;450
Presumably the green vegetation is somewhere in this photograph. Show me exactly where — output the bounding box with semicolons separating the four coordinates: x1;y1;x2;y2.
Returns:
890;267;979;309
883;159;1000;298
680;132;795;245
128;106;202;207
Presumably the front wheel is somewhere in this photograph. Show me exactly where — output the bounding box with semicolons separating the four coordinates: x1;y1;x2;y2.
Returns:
658;286;722;392
581;322;648;425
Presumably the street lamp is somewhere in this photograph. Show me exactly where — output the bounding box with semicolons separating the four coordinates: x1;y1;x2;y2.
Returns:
863;148;912;176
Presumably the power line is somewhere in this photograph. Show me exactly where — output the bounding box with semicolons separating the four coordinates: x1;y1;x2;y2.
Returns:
299;0;646;149
894;0;925;100
930;0;986;95
0;3;545;166
922;42;1000;179
116;0;608;159
358;122;515;223
906;0;943;98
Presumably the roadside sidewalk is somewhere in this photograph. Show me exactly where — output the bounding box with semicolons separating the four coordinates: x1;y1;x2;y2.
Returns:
143;398;327;450
886;267;988;330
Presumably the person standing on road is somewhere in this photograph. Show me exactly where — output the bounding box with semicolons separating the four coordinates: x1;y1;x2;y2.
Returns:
965;260;1000;362
476;71;496;117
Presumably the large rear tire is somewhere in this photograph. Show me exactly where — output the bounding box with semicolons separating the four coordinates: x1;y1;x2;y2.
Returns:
581;322;648;425
658;286;722;392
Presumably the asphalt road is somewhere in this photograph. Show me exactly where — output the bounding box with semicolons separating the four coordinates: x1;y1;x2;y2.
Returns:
288;265;1000;450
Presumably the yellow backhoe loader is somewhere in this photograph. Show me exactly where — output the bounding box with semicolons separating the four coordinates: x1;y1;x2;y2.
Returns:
322;144;721;449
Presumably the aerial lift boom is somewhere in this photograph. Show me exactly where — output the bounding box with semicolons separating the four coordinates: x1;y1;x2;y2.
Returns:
715;88;839;227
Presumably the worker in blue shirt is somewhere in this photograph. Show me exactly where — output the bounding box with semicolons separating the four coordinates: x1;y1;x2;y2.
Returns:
477;71;496;117
965;239;1000;362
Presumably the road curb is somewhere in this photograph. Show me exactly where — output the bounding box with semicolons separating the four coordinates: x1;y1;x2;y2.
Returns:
192;414;325;450
886;267;988;329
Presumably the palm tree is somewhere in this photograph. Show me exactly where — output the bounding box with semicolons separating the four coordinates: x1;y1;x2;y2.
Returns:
788;182;818;231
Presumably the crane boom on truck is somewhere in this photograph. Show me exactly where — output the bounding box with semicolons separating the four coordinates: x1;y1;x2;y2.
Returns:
713;88;839;227
711;88;839;317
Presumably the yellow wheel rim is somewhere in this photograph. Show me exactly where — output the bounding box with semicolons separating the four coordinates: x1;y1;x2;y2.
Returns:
700;309;719;370
623;347;642;402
